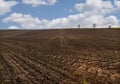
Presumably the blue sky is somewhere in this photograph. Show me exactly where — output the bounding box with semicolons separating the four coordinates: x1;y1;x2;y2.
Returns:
0;0;120;29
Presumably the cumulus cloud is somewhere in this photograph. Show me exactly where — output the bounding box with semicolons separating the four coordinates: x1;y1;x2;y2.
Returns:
74;0;119;27
8;25;19;29
0;0;18;15
75;0;114;15
22;0;57;7
115;0;120;8
3;12;119;29
2;13;82;28
2;13;86;28
105;16;119;26
2;0;120;29
3;13;45;29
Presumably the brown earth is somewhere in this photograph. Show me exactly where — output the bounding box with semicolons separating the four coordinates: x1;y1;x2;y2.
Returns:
0;28;120;84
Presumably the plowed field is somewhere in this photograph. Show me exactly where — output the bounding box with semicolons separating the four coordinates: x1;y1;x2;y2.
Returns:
0;29;120;84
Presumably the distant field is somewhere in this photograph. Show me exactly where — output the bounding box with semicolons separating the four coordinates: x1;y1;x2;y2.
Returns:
0;29;120;84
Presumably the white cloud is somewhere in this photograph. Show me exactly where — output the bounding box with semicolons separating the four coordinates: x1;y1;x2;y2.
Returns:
0;0;18;15
115;0;120;8
2;0;120;29
73;0;119;27
8;25;19;29
3;13;42;29
2;13;86;28
22;0;57;7
3;12;119;29
75;0;114;15
105;16;119;26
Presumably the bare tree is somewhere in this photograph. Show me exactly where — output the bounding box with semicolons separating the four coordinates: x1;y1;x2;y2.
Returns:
108;25;111;29
78;24;80;28
93;23;96;28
